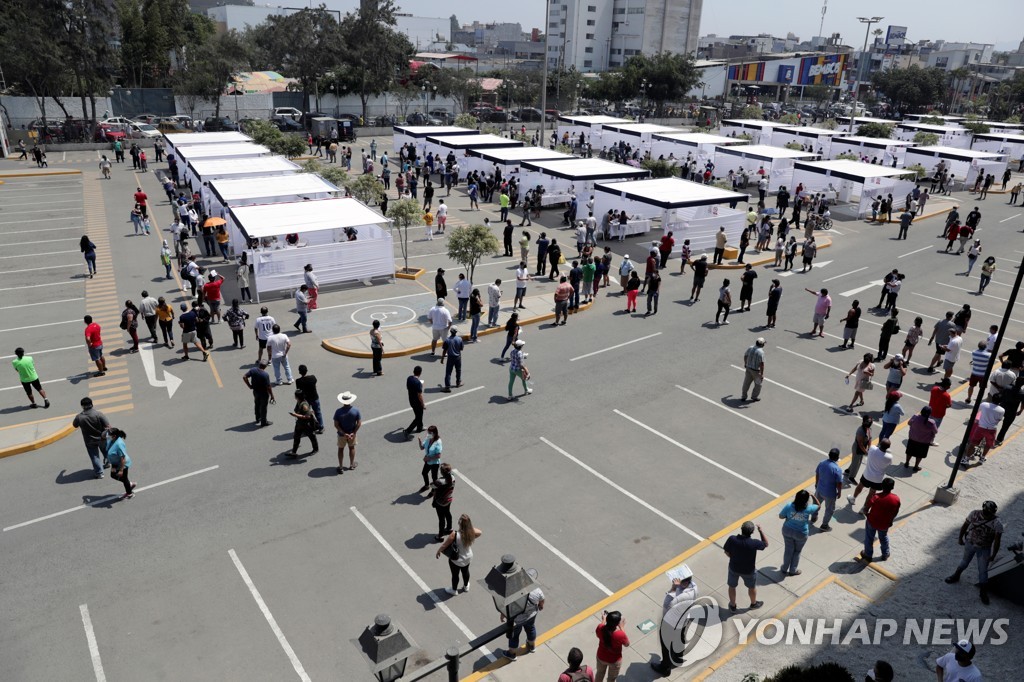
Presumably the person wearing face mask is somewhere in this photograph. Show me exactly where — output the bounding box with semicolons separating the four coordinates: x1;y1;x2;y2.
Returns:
105;427;136;500
417;425;442;492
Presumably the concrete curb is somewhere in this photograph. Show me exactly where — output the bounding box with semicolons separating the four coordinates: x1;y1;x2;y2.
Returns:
322;300;594;358
0;421;76;459
878;204;957;224
0;169;82;179
710;236;833;270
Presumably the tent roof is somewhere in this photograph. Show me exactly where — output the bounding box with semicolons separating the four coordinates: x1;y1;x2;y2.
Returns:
909;145;1005;160
425;133;523;150
973;132;1024;143
466;147;574;164
779;126;850;137
897;122;965;133
164;132;251;146
721;119;796;130
832;136;915;148
715;144;817;161
835;116;895;126
793;159;915;181
209;174;340;203
556;114;631;127
393;125;476;138
230;198;386;239
189;156;301;180
981;121;1024;129
651;132;747;146
520;158;650;180
176;143;271;160
595;177;748;209
599;122;681;136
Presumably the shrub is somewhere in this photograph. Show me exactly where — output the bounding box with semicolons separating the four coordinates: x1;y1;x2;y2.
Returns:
835;152;860;161
778;113;800;125
913;132;940;146
819;118;839;130
760;662;855;682
784;141;805;151
300;159;349;188
962;121;991;135
739;105;764;120
856;122;893;138
905;163;928;180
1005;115;1021;124
737;132;754;142
641;158;676;178
454;113;479;129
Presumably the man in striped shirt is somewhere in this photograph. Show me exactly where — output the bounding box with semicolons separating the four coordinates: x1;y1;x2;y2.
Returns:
966;340;992;403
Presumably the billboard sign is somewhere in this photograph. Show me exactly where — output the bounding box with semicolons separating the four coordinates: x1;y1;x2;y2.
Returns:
797;54;847;86
777;65;795;84
886;25;908;45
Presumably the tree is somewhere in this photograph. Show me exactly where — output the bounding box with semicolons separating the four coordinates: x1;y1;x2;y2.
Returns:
871;65;947;113
619;52;703;117
641;159;676;178
115;0;209;88
57;0;121;138
387;198;423;274
446;225;500;283
173;30;249;120
454;113;480;129
804;84;832;106
347;173;385;207
0;0;72;131
337;0;414;123
243;119;306;157
430;67;478;114
856;122;893;138
300;159;349;188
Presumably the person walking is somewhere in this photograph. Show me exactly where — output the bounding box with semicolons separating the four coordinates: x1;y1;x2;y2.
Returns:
805;287;831;338
690;254;708;302
333;391;361;474
139;291;159;344
369;319;384;376
945;500;1003;605
154;297;176;349
878;390;905;440
159;239;173;279
441;327;464;392
417;425;442;491
783;236;798;271
883;353;907;393
848;438;893;513
105;427;137;500
978;256;996;293
435;268;447;300
500;312;520;361
224;299;249;349
11;348;50;409
645;270;661;316
741;338;766;402
288;389;318;458
508;339;532;400
897;208;913;239
73;397;110;478
404;366;426;438
243;361;274;427
846;415;874;486
779;490;819;576
860;478;900;562
266;325;293;384
938;327;964;380
814;448;844;531
120;300;140;353
429;462;455;539
649;566;699;677
177;303;207;362
436;514;482;595
548;239;562;281
80;234;98;279
723;521;768;612
738;264;756;312
502;572;544;660
83;315;107;377
293;284;311;334
839;300;861;349
902;316;924;362
593;610;629;682
624;271;641;313
715;278;732;326
964;240;981;276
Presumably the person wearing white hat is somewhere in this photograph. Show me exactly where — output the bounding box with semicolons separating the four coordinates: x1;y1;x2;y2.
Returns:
935;640;982;682
428;298;452;356
618;254;633;293
333;391;360;474
507;339;531;400
651;565;698;676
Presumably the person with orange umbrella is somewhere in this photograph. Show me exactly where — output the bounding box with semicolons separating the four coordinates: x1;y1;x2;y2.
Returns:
201;217;223;258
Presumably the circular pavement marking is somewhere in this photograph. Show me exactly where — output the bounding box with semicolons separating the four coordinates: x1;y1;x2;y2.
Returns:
351;304;417;328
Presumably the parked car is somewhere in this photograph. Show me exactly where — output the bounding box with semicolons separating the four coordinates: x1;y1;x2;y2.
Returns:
271;116;304;132
544;109;560;121
486;110;520;123
202;116;240;132
300;112;330;129
165;114;193;128
469;107;493;120
156;120;192;134
405;112;443;126
95;124;127;142
514;108;544;122
98;117;133;131
132;113;161;124
336;113;363;126
428;109;454;125
274;107;303;120
129;121;161;138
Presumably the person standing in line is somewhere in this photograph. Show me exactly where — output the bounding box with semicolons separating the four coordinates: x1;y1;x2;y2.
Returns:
503;219;515;257
738;264;757;312
468;288;483;343
846;415;874;486
938;327;964;380
848;438;893;513
80;234;97;279
903;406;938;471
404;366;426;438
195;302;214;353
139;291;159;344
877;309;901;361
441;327;464;392
645;270;661;317
741;338;766;402
502;571;544;660
436;514;482;595
508;339;531;400
177;303;206;361
902;316;924;362
454;273;471;322
690;254;708;302
428;298;452;356
838;299;861;349
658;231;674;270
73;397;109;478
779;490;819;577
624;271;641;313
845;353;876;411
535;232;550;277
303;264;319;311
223;299;249;349
11;348;50;409
417;425;442;491
253;307;276;365
488;278;504;327
243;361;274;428
783;236;798;271
805;287;831;338
518;230;530;265
429;462;454;539
897;208;913;239
159;239;173;279
945;501;1003;605
860;478;900;562
293;284;311;333
878;390;905;440
287;389;318;458
593;611;629;682
764;279;782;329
553;275;572;325
155;297;175;348
333;391;361;474
568;259;583;312
883;353;907;393
560;648;596;682
105;427;136;500
369;319;384;376
713;226;727;265
723;521;768;612
814;448;844;531
966;340;993;403
435;268;447;299
801;237;817;273
266;324;293;384
926;311;958;372
935;641;983;682
649;566;699;676
547;238;562;281
581;257;596;305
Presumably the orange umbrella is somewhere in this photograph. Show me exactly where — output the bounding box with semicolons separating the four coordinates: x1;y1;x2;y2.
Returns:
203;217;227;227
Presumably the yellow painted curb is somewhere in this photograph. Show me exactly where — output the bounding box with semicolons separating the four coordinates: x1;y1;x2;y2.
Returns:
0;422;76;459
0;169;81;178
710;237;832;270
395;268;426;280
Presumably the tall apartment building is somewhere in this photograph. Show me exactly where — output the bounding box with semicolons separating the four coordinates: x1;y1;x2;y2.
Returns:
546;0;702;72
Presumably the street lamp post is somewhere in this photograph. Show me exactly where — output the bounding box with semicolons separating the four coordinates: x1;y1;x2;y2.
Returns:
353;614;418;682
421;82;436;116
640;78;648;121
848;16;883;133
539;0;551;147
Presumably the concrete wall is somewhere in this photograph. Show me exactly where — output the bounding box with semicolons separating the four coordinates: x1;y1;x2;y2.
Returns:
3;97;115;129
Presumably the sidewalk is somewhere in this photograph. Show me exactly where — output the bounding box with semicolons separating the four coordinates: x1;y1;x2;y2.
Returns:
322;292;592;358
461;379;1014;682
0;415;76;459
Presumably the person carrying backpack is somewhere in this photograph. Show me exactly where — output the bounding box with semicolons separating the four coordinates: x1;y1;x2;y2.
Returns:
558;647;595;682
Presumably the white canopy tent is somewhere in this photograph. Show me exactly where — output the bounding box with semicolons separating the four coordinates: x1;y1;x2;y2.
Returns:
392;125;475;154
422;133;523;160
718;119;795;145
594;122;681;152
462;146;573;177
163;131;251;159
827;135;915;166
972;133;1024;164
791;160;917;218
649;132;746;163
230;198;393;301
895;122;971;149
981;121;1024;135
835;116;898;129
556;114;631;145
712;144;817;192
178;143;272;186
770;126;850;157
207;174;342;256
519;158;650;204
903;145;1007;187
188;156;301;204
593;178;749;253
902;114;966;125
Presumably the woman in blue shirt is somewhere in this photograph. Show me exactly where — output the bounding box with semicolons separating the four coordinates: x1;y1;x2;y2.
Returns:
105;428;135;499
879;390;905;441
418;425;443;492
779;490;820;576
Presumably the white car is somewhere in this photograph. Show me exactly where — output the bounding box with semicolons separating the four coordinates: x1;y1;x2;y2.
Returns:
273;107;303;120
99;117;133;132
129;122;161;138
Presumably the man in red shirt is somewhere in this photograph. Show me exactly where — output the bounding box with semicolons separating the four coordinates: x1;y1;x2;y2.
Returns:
860;478;900;562
640;249;657;293
929;377;953;431
133;186;148;218
553;275;572;326
83;315;107;377
658;231;675;270
202;270;225;323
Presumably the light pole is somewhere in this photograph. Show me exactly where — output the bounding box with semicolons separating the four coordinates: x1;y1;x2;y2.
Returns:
848;16;883;133
353;614;417;682
421;81;436;115
640;78;648;120
539;0;552;148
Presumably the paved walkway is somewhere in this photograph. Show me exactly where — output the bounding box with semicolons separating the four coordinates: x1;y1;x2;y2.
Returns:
460;376;1015;682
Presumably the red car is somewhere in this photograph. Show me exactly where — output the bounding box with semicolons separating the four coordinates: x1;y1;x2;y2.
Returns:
95;124;127;142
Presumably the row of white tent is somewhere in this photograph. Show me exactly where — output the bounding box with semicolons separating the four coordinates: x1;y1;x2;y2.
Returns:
163;131;394;302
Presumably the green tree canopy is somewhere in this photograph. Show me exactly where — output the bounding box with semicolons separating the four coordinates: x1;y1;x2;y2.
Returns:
173;30;249;120
446;225;501;282
856;122;893;138
581;52;703;116
336;0;414;122
871;65;948;113
387;198;424;273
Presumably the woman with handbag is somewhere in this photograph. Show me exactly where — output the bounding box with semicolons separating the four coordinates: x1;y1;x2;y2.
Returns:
418;426;442;492
430;463;455;540
845;353;875;411
436;513;483;596
105;427;136;500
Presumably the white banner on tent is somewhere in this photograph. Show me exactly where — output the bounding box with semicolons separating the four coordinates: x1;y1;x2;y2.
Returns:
251;231;393;297
856;178;918;218
664;205;746;254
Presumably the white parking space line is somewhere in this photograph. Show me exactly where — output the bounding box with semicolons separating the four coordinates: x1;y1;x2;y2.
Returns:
79;604;107;682
0;238;81;247
0;298;84;311
0;263;81;275
539;437;704;541
0;319;80;334
814;333;968;382
228;549;311;682
569;332;662;362
934;280;1021;303
3;466;220;532
455;470;614;595
0;198;81;208
0;280;83;292
614;410;778;497
0;217;82;226
999;214;1021;223
822;267;867;282
898;246;932;259
0;226;85;235
405;251;457;259
774;347;928;404
315;291;434;311
0;185;82;193
351;507;493;659
729;365;833;407
677;386;824;454
993;256;1021;264
361;386;485;425
0;377;76;393
0;344;84;358
0;207;83;216
912;292;1024;324
0;249;80;259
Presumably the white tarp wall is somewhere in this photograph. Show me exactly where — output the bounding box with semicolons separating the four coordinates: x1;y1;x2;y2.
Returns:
828;137;912;166
593;124;680;153
555;116;630;145
392;126;475;155
972;134;1024;163
718;120;793;145
664;205;746;254
903;147;1007;187
770;129;845;157
790;166;916;218
856;178;919;218
519;170;576;196
895;124;971;149
712;153;801;192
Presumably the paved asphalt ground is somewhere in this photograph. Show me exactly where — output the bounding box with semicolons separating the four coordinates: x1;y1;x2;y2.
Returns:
1;140;1023;681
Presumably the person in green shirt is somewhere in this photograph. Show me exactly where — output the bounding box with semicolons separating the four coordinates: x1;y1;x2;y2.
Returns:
12;348;49;409
581;258;596;304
